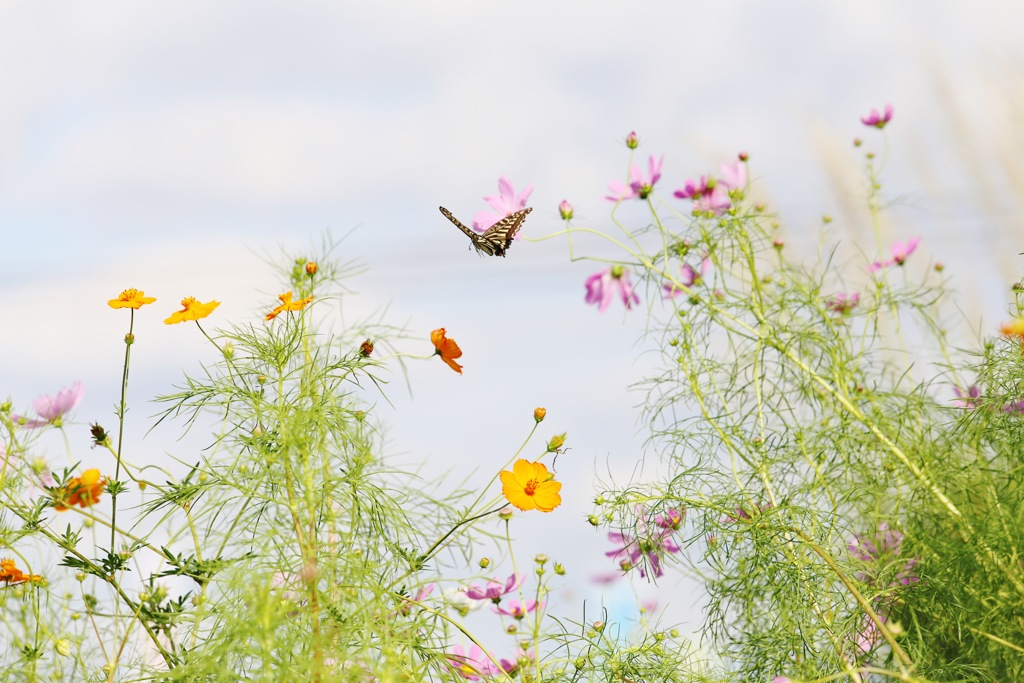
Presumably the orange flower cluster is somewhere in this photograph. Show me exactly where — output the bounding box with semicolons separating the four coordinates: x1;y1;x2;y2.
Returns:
266;292;314;321
0;558;42;585
52;469;107;511
431;328;463;374
1001;318;1024;341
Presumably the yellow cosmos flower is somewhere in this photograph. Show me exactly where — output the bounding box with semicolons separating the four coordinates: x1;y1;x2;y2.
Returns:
500;459;562;513
265;292;314;321
164;297;221;325
0;558;42;585
108;288;157;310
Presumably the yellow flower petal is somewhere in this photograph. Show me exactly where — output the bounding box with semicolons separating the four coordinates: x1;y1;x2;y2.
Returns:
165;297;221;325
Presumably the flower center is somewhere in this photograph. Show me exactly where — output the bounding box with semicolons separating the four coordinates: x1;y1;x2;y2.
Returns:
523;479;539;496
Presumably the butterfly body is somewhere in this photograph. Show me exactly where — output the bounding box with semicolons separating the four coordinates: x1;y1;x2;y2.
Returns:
439;206;532;257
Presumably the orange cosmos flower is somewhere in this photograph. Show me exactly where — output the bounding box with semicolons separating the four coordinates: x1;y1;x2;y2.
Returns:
431;328;463;374
108;288;157;310
52;468;107;511
1000;318;1024;341
266;292;314;321
165;297;221;325
500;459;562;512
0;558;42;585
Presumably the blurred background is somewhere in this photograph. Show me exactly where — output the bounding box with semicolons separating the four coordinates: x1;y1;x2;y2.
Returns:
2;0;1023;649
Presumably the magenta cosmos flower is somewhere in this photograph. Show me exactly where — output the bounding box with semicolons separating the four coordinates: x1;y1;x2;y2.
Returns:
952;385;981;409
585;266;640;313
825;292;860;314
848;522;919;587
868;237;921;272
472;176;533;232
605;507;684;579
674;158;747;215
493;598;541;620
445;644;498;680
861;103;894;128
464;573;520;603
605;155;663;202
15;382;84;428
663;256;712;298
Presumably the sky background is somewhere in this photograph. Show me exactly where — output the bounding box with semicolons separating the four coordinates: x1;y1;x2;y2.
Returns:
3;0;1024;658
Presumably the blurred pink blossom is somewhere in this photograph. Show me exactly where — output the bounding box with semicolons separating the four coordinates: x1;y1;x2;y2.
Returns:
585;266;640;313
494;598;540;619
860;103;894;128
868;237;921;272
605;155;663;202
465;573;520;603
472;177;533;232
15;382;84;428
605;507;683;579
952;385;981;409
445;644;498;680
663;258;711;298
825;292;860;314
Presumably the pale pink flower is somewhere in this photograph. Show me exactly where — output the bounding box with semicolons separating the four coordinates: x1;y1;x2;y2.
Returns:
499;649;534;675
585;266;640;313
854;613;886;654
472;177;533;232
605;155;663;202
605;508;683;579
868;237;921;272
673;175;711;200
15;382;84;428
464;573;520;603
718;159;747;192
445;644;498;680
663;258;711;298
493;598;541;619
772;678;792;683
861;104;894;128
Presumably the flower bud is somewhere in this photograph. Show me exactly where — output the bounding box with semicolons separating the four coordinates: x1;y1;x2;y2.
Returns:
534;554;548;565
54;639;71;656
138;481;147;491
359;339;375;357
533;407;546;423
506;624;517;634
934;262;944;272
479;557;491;569
546;433;566;453
305;261;318;277
257;375;267;385
625;131;638;149
499;506;514;520
592;620;605;633
222;341;234;360
86;423;107;449
587;515;599;527
738;151;749;162
554;563;565;575
558;200;573;221
773;239;784;250
124;333;135;345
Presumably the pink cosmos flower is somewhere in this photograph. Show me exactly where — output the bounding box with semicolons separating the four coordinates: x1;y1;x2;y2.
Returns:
472;177;533;232
585;266;640;313
718;159;747;193
663;257;711;298
464;573;520;603
854;612;886;654
445;644;498;680
493;598;541;619
868;237;921;272
861;104;894;129
605;508;683;579
825;292;860;314
15;382;84;428
605;155;663;202
848;522;919;587
674;158;745;215
952;385;981;409
398;583;435;616
773;678;792;683
499;649;534;675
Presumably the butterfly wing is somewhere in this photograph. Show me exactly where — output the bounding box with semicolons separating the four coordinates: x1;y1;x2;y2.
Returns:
478;207;532;257
439;206;494;256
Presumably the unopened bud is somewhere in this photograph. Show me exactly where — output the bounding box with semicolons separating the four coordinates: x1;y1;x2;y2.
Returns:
533;407;546;423
124;333;135;345
592;620;605;633
305;261;318;276
625;131;638;149
359;339;374;357
738;151;749;162
554;563;565;575
54;639;71;657
558;200;573;221
534;554;548;565
587;515;599;527
222;341;234;360
479;557;491;569
499;506;514;520
546;433;566;453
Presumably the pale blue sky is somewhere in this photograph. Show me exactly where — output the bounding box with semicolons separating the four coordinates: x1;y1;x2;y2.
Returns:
3;0;1023;650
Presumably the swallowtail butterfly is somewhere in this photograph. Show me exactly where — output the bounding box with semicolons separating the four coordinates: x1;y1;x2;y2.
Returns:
439;206;532;257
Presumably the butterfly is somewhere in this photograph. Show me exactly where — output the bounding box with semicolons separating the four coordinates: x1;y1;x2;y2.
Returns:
439;206;532;257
